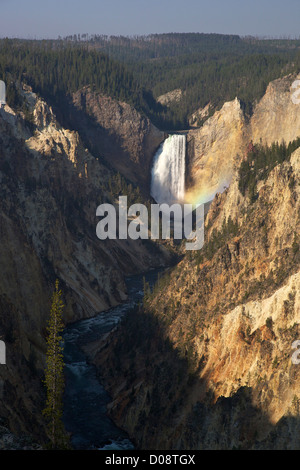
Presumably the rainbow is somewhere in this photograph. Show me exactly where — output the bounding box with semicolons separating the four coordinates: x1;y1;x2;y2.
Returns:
184;176;232;207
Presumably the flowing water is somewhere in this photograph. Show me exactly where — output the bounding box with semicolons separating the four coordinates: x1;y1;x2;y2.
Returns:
151;134;186;205
62;134;185;449
62;269;164;450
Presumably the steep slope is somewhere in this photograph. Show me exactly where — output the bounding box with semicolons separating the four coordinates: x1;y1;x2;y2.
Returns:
65;87;165;192
0;84;172;442
94;142;300;449
185;97;247;204
185;73;300;206
250;74;300;146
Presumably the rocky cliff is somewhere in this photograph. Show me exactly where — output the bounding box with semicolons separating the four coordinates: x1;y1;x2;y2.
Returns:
157;89;184;107
185;73;300;206
185;97;247;204
68;87;165;192
0;84;172;442
2;70;300;449
94;126;300;449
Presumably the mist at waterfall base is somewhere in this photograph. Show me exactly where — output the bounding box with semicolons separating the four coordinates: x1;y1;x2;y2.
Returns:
151;133;231;213
62;134;222;450
62;135;188;449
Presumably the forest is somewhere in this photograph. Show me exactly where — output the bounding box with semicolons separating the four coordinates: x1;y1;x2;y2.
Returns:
77;33;300;124
1;34;300;129
238;137;300;201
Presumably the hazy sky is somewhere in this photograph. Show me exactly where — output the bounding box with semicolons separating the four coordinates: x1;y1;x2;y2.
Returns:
0;0;299;39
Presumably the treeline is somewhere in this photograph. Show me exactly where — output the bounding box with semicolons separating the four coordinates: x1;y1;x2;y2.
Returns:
66;33;300;61
86;33;248;60
1;34;300;130
0;39;179;130
79;33;300;123
129;52;292;119
0;40;145;109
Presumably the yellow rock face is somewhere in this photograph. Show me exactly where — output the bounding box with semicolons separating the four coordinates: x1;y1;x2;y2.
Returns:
185;74;300;206
186;97;248;205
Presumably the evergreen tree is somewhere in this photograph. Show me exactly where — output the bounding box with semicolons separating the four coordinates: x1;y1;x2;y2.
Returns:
43;280;69;449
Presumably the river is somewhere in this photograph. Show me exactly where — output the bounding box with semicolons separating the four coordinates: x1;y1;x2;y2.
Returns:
62;268;164;450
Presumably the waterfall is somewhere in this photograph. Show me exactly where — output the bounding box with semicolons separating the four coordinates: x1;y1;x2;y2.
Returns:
150;134;186;205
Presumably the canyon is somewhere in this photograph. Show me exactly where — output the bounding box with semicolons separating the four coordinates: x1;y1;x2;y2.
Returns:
91;74;300;449
185;73;300;206
0;70;299;449
69;87;165;193
0;84;172;442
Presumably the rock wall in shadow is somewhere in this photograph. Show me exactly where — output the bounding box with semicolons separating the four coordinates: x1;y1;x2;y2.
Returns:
59;87;165;195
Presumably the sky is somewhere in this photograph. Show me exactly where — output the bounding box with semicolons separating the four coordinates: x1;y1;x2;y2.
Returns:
0;0;299;39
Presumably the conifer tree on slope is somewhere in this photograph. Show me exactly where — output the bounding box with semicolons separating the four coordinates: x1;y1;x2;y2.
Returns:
43;280;69;449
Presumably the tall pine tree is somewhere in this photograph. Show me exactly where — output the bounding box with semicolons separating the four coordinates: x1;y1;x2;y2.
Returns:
43;280;69;449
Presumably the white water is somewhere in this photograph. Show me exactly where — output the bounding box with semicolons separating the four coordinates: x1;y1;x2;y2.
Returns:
151;134;186;205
